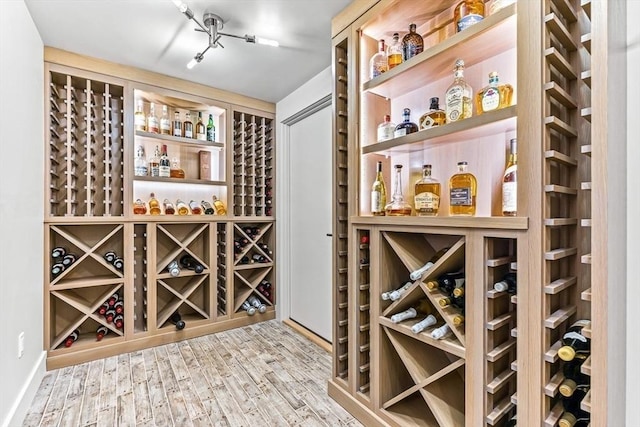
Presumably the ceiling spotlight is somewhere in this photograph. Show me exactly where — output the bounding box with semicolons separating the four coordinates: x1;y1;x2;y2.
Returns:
172;0;279;68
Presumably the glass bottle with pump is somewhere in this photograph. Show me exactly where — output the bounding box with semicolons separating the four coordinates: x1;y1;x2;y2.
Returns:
385;164;412;216
449;161;477;216
502;138;518;216
371;161;387;216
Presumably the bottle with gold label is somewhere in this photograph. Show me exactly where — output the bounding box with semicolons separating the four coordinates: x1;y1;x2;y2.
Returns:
385;164;412;216
475;71;514;115
369;39;388;79
387;33;403;70
445;59;473;123
454;0;485;33
414;164;440;216
419;97;446;130
449;161;477;216
148;193;161;215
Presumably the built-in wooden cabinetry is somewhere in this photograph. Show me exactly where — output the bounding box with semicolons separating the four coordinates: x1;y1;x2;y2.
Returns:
43;48;276;369
329;0;625;425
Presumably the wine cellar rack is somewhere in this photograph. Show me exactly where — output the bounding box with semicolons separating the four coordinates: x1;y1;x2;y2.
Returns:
329;0;623;425
43;53;276;369
356;229;372;399
232;110;275;217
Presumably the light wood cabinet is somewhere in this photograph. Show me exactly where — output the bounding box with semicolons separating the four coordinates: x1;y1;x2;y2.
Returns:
43;48;276;369
329;0;625;425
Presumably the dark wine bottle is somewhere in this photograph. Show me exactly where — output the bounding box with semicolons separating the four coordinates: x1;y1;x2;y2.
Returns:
559;359;590;397
409;247;450;281
64;329;80;347
426;270;465;294
559;389;590;427
113;300;124;315
170;312;186;330
558;320;591;362
114;314;124;329
51;262;65;277
251;254;266;263
107;292;120;306
505;414;517;427
494;272;517;293
98;301;109;316
96;325;109;341
112;257;124;271
51;246;67;259
180;255;204;273
104;251;117;264
105;308;117;323
62;253;76;267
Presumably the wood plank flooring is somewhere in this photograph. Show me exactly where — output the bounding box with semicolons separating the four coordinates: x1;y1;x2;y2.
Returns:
23;320;362;427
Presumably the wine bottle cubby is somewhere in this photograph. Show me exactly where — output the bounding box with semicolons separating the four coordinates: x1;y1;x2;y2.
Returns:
43;55;276;369
232;110;274;217
356;229;371;398
330;0;622;424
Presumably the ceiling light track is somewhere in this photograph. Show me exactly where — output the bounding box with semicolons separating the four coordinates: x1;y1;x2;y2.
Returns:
172;0;279;69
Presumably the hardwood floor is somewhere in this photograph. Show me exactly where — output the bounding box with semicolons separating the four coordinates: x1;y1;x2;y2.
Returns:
23;320;362;427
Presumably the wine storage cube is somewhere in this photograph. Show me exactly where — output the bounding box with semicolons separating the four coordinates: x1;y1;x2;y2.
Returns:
47;70;124;217
232;110;275;217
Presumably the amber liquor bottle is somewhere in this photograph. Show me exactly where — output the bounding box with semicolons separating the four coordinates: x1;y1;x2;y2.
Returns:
148;193;161;215
172;111;182;137
195;112;206;141
402;23;423;61
475;71;514;115
183;112;194;139
502;138;518;216
449;161;477;216
414;164;441;216
387;33;403;69
419;97;446;130
147;102;159;134
454;0;485;33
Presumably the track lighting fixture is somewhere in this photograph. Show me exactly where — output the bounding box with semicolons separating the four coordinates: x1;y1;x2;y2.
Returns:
172;0;279;69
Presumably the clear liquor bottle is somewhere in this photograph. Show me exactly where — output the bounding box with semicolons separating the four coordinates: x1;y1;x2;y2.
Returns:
419;97;446;130
149;145;161;177
134;145;148;176
196;112;206;141
183;112;194;139
475;71;514;115
160;105;171;134
159;144;170;178
502;138;517;216
371;161;387;216
445;59;473;123
414;164;441;216
385;164;412;216
387;33;403;70
206;114;215;142
402;23;424;61
172;111;182;137
134;99;146;132
393;108;418;138
449;161;477;216
377;114;396;142
147;102;159;134
454;0;485;33
369;39;388;79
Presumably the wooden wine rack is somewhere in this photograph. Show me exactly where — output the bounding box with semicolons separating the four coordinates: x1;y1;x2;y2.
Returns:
329;0;624;425
43;50;276;369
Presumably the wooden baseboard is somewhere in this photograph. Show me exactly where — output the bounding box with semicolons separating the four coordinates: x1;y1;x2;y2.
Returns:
282;318;332;353
327;380;390;427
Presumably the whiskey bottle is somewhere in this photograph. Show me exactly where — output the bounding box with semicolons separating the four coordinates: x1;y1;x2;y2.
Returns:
493;272;517;293
163;199;176;215
449;161;477;216
411;314;438;334
377;114;396;143
170;312;186;330
212;195;227;215
475;71;514;115
393;108;418;138
196;112;206;141
385;164;412;216
189;200;203;215
176;199;190;215
147;102;159;133
409;247;449;281
133;199;147;215
445;59;473;123
454;0;485;33
159;144;170;178
172;111;182;137
149;145;161;177
369;39;388;79
502;138;518;216
419;97;446;130
134;145;148;177
414;164;441;216
134;99;146;132
201;200;215;215
206;113;215;142
371;161;387;216
169;158;185;179
387;33;403;69
402;23;424;61
558;320;591;362
148;193;161;215
183;111;194;139
160;105;171;135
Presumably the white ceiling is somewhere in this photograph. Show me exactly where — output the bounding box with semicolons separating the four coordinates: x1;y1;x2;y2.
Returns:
24;0;353;103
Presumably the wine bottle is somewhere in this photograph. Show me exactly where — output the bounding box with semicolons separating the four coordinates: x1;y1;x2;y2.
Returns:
559;390;590;427
248;295;267;314
241;300;257;316
98;301;109;316
51;246;66;259
62;253;76;267
105;308;117;323
167;260;180;277
112;257;124;271
438;294;465;311
206;114;215;142
494;272;517;293
559;359;590;398
502;138;518;216
96;325;109;341
411;314;438;334
371;161;387;216
114;314;124;329
51;262;65;277
170;312;186;330
64;329;80;347
505;414;517;427
390;307;417;324
252;254;267;263
426;271;465;294
180;255;204;274
104;251;117;264
113;300;124;315
558;320;591;362
381;281;412;301
107;292;119;306
431;323;453;340
409;247;450;281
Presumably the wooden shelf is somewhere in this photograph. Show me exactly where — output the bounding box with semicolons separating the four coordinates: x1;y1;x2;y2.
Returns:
486;369;515;394
362;105;516;155
485;395;514;426
544;276;577;294
133;176;225;186
352;214;528;230
581;389;592;413
582;33;592;54
379;316;466;359
581;355;592;376
582;287;592;301
544;306;577;329
135;130;224;149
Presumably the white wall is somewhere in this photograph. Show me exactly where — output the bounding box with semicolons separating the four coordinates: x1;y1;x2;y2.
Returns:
275;66;332;322
628;0;640;422
0;1;46;426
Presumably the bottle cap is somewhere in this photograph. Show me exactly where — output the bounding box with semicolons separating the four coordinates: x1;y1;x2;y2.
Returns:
453;287;464;297
558;379;577;397
429;97;439;108
426;281;438;290
403;108;411;115
457;161;468;166
494;281;509;292
489;71;498;78
453;315;464;326
384;114;391;121
558;345;576;361
454;59;465;68
423;164;432;169
438;298;450;307
558;413;578;427
409;23;416;31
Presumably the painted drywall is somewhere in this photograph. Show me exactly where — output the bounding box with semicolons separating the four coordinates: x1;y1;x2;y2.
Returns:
628;0;639;422
275;66;332;322
0;1;46;426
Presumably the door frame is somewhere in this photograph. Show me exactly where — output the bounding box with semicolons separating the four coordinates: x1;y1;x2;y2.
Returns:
276;94;333;329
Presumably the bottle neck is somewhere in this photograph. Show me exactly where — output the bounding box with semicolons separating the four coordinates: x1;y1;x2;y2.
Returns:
393;168;404;199
454;68;464;79
423;167;432;178
458;164;467;173
489;75;499;87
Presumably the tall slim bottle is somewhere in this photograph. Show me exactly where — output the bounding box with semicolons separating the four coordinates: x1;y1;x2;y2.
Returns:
147;102;159;133
183;112;194;139
502;139;517;216
134;99;146;132
196;112;206;141
371;161;387;216
206;114;216;142
160;105;171;134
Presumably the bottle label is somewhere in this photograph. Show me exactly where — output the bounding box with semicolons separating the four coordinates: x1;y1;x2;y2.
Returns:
393;128;407;138
197;131;206;141
457;14;484;32
419;115;440;130
150;165;160;177
135;115;145;129
161;121;171;133
207;128;215;142
159;166;170;178
415;192;440;211
185;129;193;138
134;165;148;177
445;86;463;122
502;181;517;212
371;191;383;213
148;118;159;133
450;187;472;206
173;125;182;137
377;126;394;142
482;88;500;112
